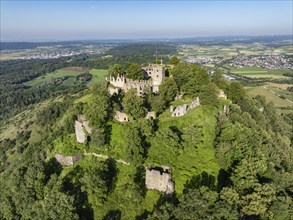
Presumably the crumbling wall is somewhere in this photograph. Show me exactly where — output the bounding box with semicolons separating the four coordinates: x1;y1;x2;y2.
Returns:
145;111;156;119
55;154;82;166
75;115;92;143
218;90;227;99
114;111;129;122
170;97;200;117
171;104;188;117
145;165;174;195
107;64;165;95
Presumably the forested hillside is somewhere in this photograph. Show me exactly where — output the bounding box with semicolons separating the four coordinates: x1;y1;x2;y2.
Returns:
0;52;292;219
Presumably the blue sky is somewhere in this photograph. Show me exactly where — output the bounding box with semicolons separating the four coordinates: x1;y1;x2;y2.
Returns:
1;0;292;41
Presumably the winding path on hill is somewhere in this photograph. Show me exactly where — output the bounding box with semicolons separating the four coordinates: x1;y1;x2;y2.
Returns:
83;150;130;165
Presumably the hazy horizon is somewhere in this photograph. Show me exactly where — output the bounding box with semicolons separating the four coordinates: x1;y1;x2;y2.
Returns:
1;34;293;43
1;0;292;42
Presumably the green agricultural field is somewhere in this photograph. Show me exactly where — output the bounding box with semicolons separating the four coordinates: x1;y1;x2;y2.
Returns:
87;69;109;87
178;43;293;59
24;67;108;88
24;68;86;87
228;66;292;79
245;84;293;108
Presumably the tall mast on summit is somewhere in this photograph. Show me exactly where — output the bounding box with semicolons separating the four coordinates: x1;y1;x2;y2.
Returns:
155;49;158;64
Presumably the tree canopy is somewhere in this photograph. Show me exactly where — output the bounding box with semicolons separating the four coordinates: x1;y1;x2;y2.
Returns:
125;63;145;80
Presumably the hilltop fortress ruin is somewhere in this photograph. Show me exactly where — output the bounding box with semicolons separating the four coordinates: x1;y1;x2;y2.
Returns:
107;64;165;95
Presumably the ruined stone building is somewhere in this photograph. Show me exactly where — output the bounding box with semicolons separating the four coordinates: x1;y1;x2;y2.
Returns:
170;97;200;117
75;114;92;143
107;64;165;96
145;165;174;195
218;90;227;99
114;111;129;122
108;76;152;96
114;111;155;122
55;154;82;166
142;64;165;93
145;111;156;120
170;104;189;117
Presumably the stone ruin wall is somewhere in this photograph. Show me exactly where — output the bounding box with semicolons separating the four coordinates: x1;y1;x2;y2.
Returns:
75;115;92;143
145;165;174;195
170;97;200;117
55;153;82;166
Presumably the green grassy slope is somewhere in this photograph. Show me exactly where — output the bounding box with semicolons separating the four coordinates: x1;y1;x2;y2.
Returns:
155;106;220;194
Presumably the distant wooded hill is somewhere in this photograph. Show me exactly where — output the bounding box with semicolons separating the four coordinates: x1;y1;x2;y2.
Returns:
106;44;176;56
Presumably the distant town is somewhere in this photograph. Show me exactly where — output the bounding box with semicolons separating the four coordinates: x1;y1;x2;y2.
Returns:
0;43;112;60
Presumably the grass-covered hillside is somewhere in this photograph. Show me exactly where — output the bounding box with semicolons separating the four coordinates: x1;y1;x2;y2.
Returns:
0;60;292;219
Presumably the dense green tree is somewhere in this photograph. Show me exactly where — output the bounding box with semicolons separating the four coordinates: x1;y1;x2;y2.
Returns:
182;124;203;148
198;83;219;106
215;122;262;169
81;168;108;206
31;191;79;220
239;183;276;217
122;89;147;119
124;123;145;165
91;126;106;148
147;94;166;113
270;196;293;220
159;77;179;103
171;62;194;87
80;159;117;207
147;202;174;220
227;81;245;103
211;69;227;90
125;63;145;80
85;84;112;126
168;56;180;65
220;187;239;206
173;187;218;219
231;155;267;191
108;64;123;77
193;66;210;85
148;127;182;165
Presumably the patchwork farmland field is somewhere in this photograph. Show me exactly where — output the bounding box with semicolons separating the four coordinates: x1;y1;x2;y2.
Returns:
227;66;292;79
88;69;109;86
24;67;108;88
245;83;293;108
